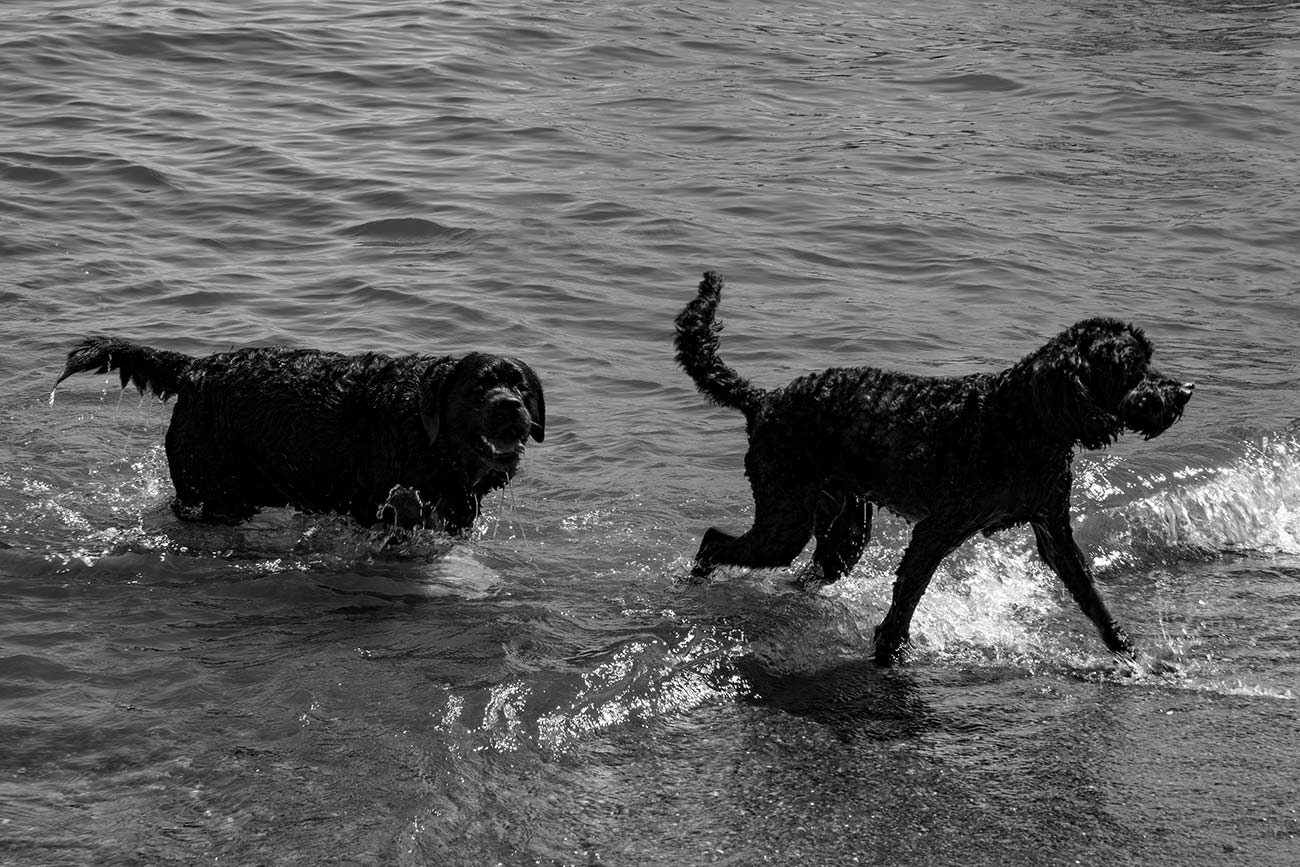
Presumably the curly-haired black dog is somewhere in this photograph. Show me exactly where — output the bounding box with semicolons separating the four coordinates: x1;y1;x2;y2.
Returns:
675;272;1193;663
56;337;545;533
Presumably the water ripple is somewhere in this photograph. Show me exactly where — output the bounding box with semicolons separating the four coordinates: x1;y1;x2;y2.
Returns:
3;0;1300;863
339;217;477;247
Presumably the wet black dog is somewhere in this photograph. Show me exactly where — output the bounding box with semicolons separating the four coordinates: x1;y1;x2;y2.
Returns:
57;337;544;533
675;272;1193;663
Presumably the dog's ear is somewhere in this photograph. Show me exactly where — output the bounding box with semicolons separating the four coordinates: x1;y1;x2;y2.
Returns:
514;360;545;443
1031;349;1121;450
419;371;445;444
419;356;474;444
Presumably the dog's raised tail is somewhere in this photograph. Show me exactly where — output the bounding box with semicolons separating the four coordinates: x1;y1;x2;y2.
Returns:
674;272;765;418
55;336;195;400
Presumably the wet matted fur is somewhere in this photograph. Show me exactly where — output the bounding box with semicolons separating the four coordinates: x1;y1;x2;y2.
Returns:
674;272;1194;663
57;337;545;533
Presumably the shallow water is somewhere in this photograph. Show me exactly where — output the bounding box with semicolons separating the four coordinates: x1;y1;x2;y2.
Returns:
2;0;1299;864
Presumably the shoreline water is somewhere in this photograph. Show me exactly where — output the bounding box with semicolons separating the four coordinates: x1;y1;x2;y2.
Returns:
3;0;1299;863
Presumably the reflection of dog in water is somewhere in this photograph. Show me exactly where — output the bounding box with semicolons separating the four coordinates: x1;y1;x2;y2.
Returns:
675;271;1194;663
57;337;545;534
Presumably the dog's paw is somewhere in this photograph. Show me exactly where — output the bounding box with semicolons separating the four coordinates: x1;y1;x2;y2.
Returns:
684;559;715;584
378;485;428;528
872;625;910;666
1128;647;1184;678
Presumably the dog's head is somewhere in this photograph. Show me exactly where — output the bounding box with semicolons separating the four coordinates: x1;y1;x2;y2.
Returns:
419;353;545;480
1031;318;1193;449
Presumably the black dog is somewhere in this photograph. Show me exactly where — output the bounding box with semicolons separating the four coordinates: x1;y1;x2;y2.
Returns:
56;337;544;533
675;272;1193;663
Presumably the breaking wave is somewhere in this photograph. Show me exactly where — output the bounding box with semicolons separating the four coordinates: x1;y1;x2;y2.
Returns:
1121;434;1300;557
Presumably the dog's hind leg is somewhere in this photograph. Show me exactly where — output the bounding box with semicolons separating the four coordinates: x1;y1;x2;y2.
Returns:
1031;512;1134;657
874;517;972;663
800;490;871;588
165;419;258;524
166;460;257;523
692;480;817;579
167;465;258;524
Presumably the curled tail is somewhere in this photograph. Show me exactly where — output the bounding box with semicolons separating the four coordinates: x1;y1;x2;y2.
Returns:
673;271;765;418
56;336;195;399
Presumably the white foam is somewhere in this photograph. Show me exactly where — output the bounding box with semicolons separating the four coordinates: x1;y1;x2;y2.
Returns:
1124;435;1300;555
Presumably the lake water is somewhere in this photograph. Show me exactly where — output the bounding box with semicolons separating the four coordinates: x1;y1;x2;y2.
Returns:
2;1;1299;864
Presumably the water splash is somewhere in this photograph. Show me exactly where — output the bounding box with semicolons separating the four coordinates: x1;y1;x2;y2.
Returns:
821;526;1060;666
1066;646;1298;701
435;626;744;755
1120;434;1300;557
536;626;742;753
21;446;462;570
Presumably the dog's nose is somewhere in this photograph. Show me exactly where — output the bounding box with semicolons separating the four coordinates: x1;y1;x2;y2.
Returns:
488;394;530;435
1177;383;1195;406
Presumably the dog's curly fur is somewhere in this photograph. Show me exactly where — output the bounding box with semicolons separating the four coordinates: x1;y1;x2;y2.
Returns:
56;337;545;533
675;272;1193;663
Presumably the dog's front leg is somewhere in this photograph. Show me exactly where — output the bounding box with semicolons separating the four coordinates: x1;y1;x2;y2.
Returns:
691;527;734;578
1031;514;1134;657
874;518;970;664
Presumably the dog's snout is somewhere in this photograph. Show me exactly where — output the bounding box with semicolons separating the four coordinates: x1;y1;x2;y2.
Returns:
1177;383;1195;406
486;391;531;438
495;393;525;413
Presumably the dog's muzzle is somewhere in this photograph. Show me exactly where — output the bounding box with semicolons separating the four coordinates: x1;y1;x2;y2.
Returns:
480;389;533;469
1122;379;1194;439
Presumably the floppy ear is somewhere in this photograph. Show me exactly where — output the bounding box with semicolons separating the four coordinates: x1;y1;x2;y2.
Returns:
419;357;470;445
419;374;444;444
1030;350;1120;450
515;360;545;442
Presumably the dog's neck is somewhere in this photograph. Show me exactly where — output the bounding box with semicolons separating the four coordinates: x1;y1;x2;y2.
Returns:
986;357;1123;451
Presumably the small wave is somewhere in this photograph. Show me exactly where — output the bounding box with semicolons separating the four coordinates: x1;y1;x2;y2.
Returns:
903;72;1024;93
1120;435;1300;558
437;626;743;755
105;160;177;192
1;151;178;196
1;163;62;185
338;217;475;247
536;629;739;752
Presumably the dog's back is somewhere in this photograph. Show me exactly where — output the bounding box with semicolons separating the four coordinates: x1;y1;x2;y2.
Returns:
174;348;456;522
58;339;435;417
57;339;452;524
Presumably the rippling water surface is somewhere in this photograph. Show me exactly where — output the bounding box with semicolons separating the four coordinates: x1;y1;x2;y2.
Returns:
2;1;1299;864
